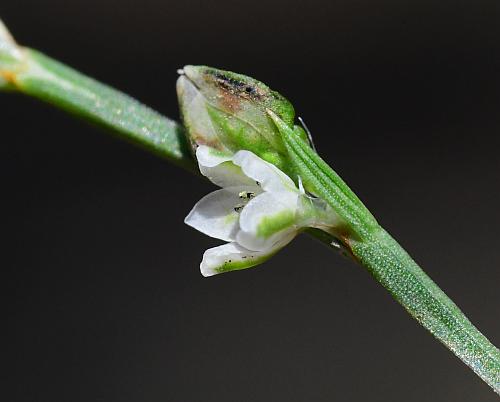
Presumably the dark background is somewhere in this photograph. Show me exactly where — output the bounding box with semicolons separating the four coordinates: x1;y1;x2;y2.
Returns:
2;1;499;401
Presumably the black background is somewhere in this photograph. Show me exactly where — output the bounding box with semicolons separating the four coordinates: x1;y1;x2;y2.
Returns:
2;1;500;401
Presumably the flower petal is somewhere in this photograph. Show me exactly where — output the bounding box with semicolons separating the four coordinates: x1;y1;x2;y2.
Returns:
236;192;300;251
196;146;257;188
201;242;283;277
184;187;249;242
196;144;232;167
232;150;297;193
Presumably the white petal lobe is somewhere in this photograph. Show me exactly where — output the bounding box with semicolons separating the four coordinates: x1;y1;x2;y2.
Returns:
196;146;258;188
184;188;249;242
201;243;273;277
196;145;232;167
232;150;296;193
237;192;299;251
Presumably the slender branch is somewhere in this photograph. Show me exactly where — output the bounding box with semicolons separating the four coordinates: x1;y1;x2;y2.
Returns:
2;42;499;393
2;47;194;171
307;228;500;393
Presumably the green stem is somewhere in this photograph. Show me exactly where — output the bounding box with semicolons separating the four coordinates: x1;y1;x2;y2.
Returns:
307;228;500;393
282;109;500;393
2;48;194;171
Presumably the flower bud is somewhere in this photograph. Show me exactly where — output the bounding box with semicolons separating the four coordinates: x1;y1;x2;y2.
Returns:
176;65;306;172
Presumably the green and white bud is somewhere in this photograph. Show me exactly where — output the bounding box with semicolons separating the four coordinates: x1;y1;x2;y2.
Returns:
176;65;308;173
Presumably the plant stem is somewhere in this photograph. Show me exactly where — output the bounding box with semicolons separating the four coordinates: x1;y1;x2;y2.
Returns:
2;47;498;393
2;48;194;171
307;228;500;393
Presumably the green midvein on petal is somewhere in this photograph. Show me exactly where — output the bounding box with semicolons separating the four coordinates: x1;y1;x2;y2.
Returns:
256;210;296;239
214;253;270;274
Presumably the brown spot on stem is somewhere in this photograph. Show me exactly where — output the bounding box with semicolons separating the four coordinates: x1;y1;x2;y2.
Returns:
0;70;18;86
337;231;357;260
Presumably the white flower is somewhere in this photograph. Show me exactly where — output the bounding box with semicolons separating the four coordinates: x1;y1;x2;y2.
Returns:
185;145;338;276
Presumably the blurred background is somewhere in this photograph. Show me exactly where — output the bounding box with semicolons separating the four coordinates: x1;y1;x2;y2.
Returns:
2;1;499;401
